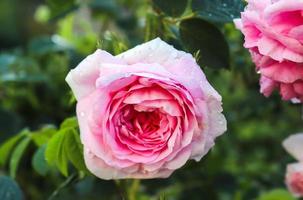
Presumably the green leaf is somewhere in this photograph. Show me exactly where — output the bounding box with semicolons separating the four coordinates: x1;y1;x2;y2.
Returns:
45;131;69;176
192;0;245;23
0;54;47;83
0;109;23;141
89;0;119;15
9;137;31;178
64;129;86;172
28;36;71;56
60;117;78;129
0;132;26;167
0;176;23;200
31;125;57;147
180;18;230;69
153;0;188;17
32;145;49;176
257;189;295;200
47;0;78;20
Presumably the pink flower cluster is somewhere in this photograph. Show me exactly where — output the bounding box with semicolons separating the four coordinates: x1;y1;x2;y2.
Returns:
234;0;303;102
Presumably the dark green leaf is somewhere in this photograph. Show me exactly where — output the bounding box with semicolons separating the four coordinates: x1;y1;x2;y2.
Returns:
47;0;78;20
153;0;188;17
64;129;86;172
0;54;16;71
32;145;49;176
0;109;23;141
0;131;26;167
89;0;119;15
0;54;47;83
192;0;245;23
0;176;23;200
28;36;71;56
45;131;68;176
180;18;230;69
9;137;31;178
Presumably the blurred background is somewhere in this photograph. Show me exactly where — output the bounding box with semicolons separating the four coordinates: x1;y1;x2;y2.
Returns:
0;0;301;199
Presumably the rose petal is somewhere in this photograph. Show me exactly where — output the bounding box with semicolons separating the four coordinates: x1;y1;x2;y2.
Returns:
66;50;124;100
283;133;303;161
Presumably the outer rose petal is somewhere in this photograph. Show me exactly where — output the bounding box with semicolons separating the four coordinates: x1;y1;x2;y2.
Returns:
116;38;221;101
260;75;277;97
190;97;226;161
65;50;124;100
283;133;303;161
286;162;303;197
84;148;173;179
264;0;303;19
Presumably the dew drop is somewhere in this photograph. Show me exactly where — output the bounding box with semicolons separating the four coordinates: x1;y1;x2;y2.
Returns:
80;112;85;117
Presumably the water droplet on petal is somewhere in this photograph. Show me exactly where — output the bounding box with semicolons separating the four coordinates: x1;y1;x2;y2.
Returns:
80;112;85;117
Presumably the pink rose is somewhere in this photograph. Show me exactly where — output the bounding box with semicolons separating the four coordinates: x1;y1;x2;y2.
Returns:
65;38;226;179
285;163;303;197
283;133;303;197
234;0;303;102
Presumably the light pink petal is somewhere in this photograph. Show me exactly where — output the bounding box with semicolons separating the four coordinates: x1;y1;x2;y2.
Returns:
138;99;182;116
116;38;221;101
246;0;271;12
65;50;124;100
283;133;303;161
264;0;303;19
190;97;226;161
165;146;192;170
289;25;303;42
123;87;173;104
233;19;243;30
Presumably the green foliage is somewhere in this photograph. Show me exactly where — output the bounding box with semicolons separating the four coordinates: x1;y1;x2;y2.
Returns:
152;0;188;17
45;117;86;176
180;18;230;69
31;126;57;147
46;0;77;19
64;129;87;172
28;36;71;56
0;131;26;167
192;0;245;23
45;130;69;176
0;176;23;200
0;54;47;83
0;0;301;199
9;137;31;178
257;189;295;200
32;145;49;176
